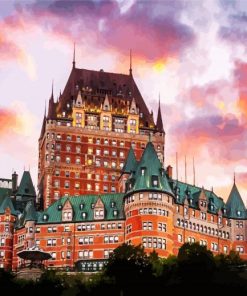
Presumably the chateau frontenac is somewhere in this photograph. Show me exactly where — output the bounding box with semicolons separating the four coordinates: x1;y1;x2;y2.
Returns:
0;57;246;272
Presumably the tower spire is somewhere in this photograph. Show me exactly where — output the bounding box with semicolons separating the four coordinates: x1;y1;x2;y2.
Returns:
73;42;76;69
156;93;164;133
234;172;236;184
51;79;54;101
129;49;132;76
45;100;47;116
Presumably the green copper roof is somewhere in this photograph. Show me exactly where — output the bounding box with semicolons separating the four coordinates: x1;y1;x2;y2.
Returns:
172;180;225;214
37;193;125;224
16;171;36;197
122;147;137;174
24;201;38;222
125;141;174;196
226;183;247;219
0;196;17;216
0;188;12;200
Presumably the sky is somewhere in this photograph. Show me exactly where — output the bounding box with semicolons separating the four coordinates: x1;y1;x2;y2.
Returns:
1;0;247;204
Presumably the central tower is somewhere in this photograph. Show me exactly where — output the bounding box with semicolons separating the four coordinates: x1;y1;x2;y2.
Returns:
38;57;165;209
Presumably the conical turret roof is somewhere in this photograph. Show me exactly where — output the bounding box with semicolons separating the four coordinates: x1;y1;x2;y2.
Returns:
226;182;247;219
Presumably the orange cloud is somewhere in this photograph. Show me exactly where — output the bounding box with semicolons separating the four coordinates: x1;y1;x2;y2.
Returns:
0;107;26;136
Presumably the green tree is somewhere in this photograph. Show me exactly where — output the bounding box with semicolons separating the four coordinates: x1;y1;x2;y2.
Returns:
104;243;154;295
177;242;216;283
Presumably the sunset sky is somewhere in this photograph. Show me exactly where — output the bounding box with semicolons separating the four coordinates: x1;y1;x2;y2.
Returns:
0;0;247;204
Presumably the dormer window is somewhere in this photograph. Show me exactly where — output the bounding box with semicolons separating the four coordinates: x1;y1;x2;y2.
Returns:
62;200;73;222
111;202;115;208
141;168;145;176
79;203;84;210
91;203;95;209
113;210;118;217
82;212;87;219
95;209;104;219
43;214;49;221
237;210;241;217
152;176;159;187
57;204;62;211
210;205;214;211
63;212;72;221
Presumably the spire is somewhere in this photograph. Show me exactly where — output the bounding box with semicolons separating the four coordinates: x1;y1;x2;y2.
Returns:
234;172;236;184
39;103;47;140
73;42;76;69
51;80;54;101
47;81;57;119
156;94;164;132
226;181;247;219
125;141;174;196
122;146;137;174
129;49;132;76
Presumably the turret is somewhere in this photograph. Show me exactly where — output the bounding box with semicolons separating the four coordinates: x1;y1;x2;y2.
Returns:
156;97;164;133
124;139;174;257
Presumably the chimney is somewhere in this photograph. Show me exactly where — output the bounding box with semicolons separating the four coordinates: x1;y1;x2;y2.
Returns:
167;165;173;179
12;171;18;193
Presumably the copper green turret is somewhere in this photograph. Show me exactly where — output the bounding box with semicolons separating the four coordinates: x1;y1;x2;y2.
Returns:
125;141;173;196
226;181;247;219
122;146;137;174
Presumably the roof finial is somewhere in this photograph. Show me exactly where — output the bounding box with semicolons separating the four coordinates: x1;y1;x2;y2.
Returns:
156;93;164;133
129;49;132;76
234;171;236;184
51;79;54;100
44;100;47;117
149;132;152;142
73;42;76;69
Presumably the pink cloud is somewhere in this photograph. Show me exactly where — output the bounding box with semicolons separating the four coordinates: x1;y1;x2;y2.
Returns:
17;0;195;61
0;107;22;136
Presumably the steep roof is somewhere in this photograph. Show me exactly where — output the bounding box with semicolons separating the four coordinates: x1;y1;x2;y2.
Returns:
24;201;38;222
39;114;46;140
0;196;17;215
37;193;125;224
125;141;173;196
59;67;153;126
226;183;247;219
171;180;225;214
122;147;138;174
156;100;164;133
16;171;36;197
0;188;12;200
47;96;58;120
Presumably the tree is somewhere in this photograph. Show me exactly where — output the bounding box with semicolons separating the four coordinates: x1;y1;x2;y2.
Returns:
177;242;216;283
104;243;154;295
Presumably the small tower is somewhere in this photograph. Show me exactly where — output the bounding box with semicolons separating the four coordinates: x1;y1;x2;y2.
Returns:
47;82;57;120
124;141;174;257
156;96;164;133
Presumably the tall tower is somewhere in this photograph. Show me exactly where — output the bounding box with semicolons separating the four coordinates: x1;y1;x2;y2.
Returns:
38;58;165;209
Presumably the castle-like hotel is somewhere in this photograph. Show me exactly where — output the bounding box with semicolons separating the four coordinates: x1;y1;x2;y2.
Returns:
0;57;246;272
